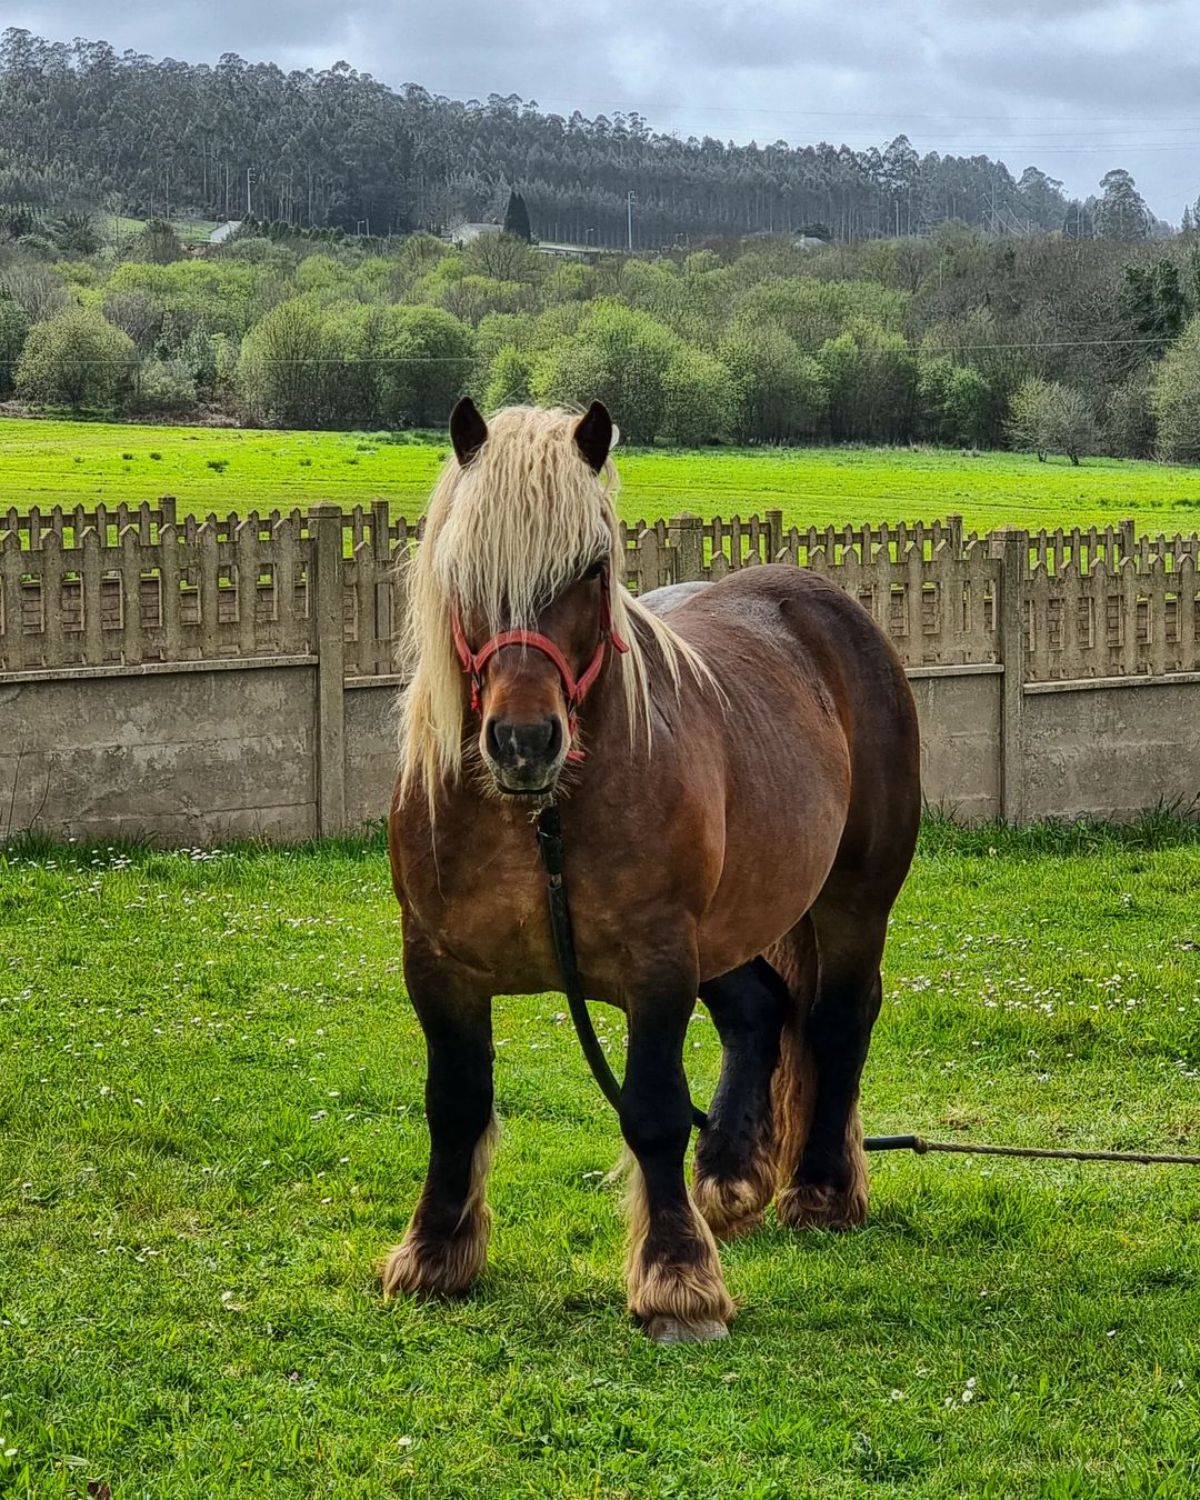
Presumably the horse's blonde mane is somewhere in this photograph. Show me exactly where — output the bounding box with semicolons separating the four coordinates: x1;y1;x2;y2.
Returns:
397;404;707;808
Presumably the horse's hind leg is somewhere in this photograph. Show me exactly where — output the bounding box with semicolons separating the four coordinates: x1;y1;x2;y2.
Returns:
693;960;788;1240
775;894;887;1231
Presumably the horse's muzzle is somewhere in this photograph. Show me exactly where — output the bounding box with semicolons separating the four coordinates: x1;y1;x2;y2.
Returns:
484;715;565;794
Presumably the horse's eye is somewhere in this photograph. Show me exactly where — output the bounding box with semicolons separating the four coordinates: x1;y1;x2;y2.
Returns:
583;560;604;581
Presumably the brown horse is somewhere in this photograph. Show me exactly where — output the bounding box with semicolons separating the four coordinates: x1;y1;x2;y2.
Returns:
384;399;920;1341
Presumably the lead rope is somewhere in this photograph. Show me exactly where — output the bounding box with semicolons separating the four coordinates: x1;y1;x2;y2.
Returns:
536;805;708;1130
534;809;1200;1169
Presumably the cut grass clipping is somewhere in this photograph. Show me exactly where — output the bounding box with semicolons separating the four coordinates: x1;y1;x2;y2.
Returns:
2;815;1200;1496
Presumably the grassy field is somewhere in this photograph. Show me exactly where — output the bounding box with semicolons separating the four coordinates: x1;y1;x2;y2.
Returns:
2;819;1200;1496
104;215;220;245
4;416;1200;532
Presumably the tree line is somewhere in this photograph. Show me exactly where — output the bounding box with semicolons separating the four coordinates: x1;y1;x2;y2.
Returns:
0;28;1177;248
7;215;1200;461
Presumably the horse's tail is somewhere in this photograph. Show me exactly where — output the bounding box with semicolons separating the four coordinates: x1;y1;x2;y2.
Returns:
766;914;818;1188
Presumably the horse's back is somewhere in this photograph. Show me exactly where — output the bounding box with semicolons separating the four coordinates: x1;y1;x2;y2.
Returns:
652;565;921;879
649;566;911;701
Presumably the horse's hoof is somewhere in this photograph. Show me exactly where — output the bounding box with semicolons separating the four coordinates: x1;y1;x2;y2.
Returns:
379;1229;486;1298
711;1211;763;1243
694;1177;770;1242
777;1182;868;1232
646;1316;729;1344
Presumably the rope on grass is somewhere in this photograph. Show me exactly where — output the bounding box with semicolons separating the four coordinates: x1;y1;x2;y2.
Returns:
864;1134;1200;1166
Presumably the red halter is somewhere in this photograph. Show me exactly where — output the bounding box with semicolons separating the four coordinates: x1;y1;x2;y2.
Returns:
450;566;630;763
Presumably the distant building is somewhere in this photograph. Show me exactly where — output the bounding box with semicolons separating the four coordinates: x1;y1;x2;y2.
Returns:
208;221;238;244
531;240;596;261
446;222;501;246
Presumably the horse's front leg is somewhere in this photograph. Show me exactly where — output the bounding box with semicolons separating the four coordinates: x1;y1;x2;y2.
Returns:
382;943;495;1299
621;969;735;1342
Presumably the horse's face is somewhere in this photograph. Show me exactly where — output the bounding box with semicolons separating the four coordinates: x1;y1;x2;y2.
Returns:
445;396;620;800
472;562;609;797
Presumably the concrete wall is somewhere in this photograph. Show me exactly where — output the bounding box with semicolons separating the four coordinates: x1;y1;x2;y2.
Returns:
1;659;318;844
345;679;400;829
2;657;1198;844
1024;674;1200;822
910;667;1003;821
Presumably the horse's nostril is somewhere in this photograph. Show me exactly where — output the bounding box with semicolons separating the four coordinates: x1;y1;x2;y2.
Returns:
543;716;562;760
486;716;562;767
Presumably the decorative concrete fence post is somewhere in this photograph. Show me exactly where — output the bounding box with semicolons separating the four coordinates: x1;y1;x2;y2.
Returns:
310;504;347;835
668;513;705;582
991;527;1028;823
765;509;785;561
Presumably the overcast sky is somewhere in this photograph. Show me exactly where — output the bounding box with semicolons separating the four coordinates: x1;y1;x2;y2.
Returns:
9;0;1200;220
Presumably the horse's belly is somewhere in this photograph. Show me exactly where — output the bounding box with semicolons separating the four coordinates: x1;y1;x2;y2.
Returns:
694;800;845;978
691;687;852;978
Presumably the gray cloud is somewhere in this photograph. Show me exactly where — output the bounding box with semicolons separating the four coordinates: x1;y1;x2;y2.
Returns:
7;0;1199;217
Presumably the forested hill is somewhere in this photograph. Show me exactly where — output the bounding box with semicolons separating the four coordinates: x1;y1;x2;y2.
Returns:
0;27;1152;246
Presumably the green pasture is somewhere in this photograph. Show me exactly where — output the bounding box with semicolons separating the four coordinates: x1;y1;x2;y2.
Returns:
2;818;1200;1496
4;416;1200;532
102;215;220;245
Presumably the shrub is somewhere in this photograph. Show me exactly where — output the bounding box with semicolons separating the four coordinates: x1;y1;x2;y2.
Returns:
483;345;534;409
134;357;198;414
658;348;737;446
1008;378;1099;464
376;305;474;427
719;321;827;443
1152;318;1200;462
917;357;992;448
15;306;136;411
1105;370;1156;459
818;319;918;442
0;298;29;396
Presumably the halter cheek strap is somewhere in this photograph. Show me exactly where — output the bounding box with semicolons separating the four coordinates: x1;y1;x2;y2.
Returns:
450;569;630;763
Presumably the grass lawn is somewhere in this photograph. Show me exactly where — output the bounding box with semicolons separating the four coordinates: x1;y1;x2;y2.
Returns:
4;416;1200;533
2;819;1200;1496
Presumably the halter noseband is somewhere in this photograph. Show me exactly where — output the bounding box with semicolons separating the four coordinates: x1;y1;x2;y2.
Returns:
450;565;630;763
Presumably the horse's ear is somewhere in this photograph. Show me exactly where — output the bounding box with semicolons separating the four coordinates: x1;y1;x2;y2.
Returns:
450;396;488;466
574;401;614;473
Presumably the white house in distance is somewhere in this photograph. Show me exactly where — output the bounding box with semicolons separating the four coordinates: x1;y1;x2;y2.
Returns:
446;222;500;246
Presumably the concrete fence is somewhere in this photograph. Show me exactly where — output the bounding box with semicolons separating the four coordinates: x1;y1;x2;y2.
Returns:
1;499;1198;843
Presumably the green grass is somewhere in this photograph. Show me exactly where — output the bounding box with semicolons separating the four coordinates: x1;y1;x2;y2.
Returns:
102;215;220;245
4;416;1200;532
2;821;1200;1496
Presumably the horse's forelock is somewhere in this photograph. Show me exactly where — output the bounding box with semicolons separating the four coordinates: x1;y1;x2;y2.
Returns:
428;406;614;629
397;404;710;814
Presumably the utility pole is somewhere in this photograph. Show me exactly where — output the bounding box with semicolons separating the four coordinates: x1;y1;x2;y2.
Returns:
627;190;636;251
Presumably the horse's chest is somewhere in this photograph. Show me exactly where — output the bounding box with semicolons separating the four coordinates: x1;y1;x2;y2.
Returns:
402;838;559;987
398;830;657;999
